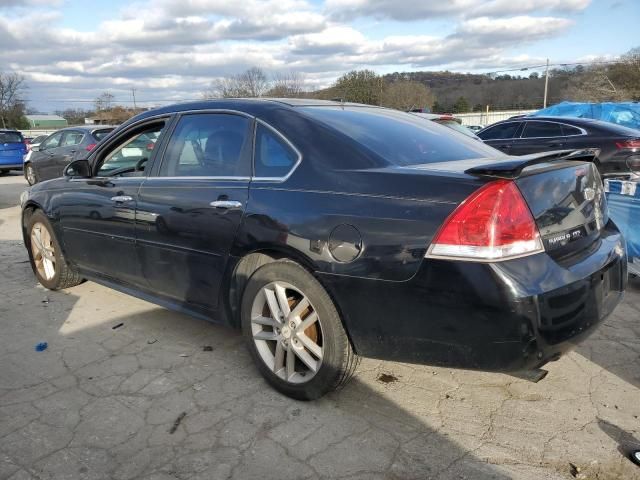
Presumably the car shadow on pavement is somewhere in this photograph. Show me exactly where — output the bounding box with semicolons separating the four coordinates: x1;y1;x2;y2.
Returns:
0;244;517;479
575;275;640;389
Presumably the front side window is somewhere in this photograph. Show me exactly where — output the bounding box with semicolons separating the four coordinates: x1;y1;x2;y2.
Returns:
159;113;251;177
521;121;563;138
97;122;165;176
40;132;63;150
477;122;521;140
254;123;298;178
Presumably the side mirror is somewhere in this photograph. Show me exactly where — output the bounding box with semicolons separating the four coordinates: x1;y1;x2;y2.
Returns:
64;159;91;178
31;145;40;152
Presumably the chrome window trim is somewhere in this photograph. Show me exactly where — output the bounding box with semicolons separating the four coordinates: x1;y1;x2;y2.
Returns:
517;120;587;140
251;118;302;183
143;176;251;181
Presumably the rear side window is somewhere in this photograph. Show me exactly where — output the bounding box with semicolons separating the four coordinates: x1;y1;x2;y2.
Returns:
254;123;298;178
478;122;520;140
0;132;23;143
522;121;563;138
159;113;251;177
93;129;113;141
301;107;498;166
561;124;583;136
62;131;84;146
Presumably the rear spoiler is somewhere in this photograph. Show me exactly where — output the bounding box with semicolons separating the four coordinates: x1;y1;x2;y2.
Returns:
465;149;600;179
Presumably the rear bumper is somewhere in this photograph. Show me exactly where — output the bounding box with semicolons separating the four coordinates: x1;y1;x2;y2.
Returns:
0;161;24;170
318;221;627;372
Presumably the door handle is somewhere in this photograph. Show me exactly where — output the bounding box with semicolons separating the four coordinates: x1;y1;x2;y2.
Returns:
209;200;242;209
111;195;133;203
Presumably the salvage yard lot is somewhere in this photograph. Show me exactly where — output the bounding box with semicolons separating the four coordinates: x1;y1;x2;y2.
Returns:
1;172;639;480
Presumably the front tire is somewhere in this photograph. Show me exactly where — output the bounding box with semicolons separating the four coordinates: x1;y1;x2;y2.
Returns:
24;163;37;185
241;260;358;400
26;210;83;290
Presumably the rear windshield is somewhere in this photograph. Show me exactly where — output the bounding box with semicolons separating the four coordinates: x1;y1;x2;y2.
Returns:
93;129;114;141
435;120;478;138
300;107;498;166
0;132;23;143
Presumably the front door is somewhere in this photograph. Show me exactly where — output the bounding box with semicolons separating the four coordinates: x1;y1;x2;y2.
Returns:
58;120;170;285
477;121;522;155
50;130;85;178
136;112;253;311
35;131;64;181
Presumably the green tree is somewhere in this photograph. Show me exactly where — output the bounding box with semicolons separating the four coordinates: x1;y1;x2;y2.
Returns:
334;70;384;105
452;96;470;113
431;100;446;113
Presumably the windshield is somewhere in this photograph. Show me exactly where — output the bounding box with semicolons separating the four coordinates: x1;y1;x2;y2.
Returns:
300;106;498;166
0;132;23;143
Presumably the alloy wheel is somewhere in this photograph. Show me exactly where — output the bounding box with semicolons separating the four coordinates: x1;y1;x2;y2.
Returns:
250;281;323;384
30;222;56;280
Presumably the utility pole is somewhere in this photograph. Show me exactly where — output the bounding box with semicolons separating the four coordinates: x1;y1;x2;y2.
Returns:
131;88;137;109
543;58;549;108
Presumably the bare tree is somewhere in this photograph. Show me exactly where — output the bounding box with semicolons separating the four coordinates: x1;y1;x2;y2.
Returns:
203;67;269;99
381;80;434;111
267;71;306;97
94;92;115;111
0;72;26;129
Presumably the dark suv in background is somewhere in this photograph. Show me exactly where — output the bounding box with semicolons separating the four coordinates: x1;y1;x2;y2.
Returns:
477;116;640;176
25;125;114;185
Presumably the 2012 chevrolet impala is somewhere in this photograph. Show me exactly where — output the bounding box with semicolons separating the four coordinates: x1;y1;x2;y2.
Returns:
20;99;627;399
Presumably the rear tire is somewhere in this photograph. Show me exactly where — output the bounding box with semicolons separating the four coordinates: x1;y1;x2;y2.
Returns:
241;260;359;400
26;210;83;290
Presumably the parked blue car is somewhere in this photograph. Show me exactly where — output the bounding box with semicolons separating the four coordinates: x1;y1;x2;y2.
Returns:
0;129;27;174
531;102;640;131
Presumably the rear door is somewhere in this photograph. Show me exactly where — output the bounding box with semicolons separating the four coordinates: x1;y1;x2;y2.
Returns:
50;130;85;177
477;121;522;154
136;112;253;311
511;120;566;155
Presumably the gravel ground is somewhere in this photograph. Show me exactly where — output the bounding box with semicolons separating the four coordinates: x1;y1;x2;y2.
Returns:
1;171;639;480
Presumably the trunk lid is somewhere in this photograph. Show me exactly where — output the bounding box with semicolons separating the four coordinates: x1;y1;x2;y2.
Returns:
515;161;606;257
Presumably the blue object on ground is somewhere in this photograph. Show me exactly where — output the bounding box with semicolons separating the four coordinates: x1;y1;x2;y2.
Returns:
35;342;48;352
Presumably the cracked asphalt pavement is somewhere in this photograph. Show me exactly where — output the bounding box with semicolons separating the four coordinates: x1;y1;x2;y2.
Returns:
1;172;639;480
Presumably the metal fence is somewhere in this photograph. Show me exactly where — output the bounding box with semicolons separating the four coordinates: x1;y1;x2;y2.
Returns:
20;129;59;137
454;109;537;127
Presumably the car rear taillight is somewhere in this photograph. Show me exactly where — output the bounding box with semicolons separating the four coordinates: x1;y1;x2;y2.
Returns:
616;139;640;149
24;140;30;151
426;179;543;261
146;142;155;151
86;143;97;152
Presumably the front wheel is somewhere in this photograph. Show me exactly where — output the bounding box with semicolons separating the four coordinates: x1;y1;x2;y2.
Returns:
24;163;37;185
241;261;359;400
26;210;83;290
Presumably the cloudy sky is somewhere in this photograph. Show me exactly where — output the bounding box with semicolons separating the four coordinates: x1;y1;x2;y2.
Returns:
0;0;637;112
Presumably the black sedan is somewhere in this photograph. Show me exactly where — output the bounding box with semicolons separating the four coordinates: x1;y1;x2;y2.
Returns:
477;116;640;176
20;99;627;400
24;125;114;185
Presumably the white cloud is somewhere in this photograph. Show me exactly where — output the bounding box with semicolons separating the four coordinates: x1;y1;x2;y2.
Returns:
0;0;601;111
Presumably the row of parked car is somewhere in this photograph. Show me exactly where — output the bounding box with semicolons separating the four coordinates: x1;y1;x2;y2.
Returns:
17;98;635;399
